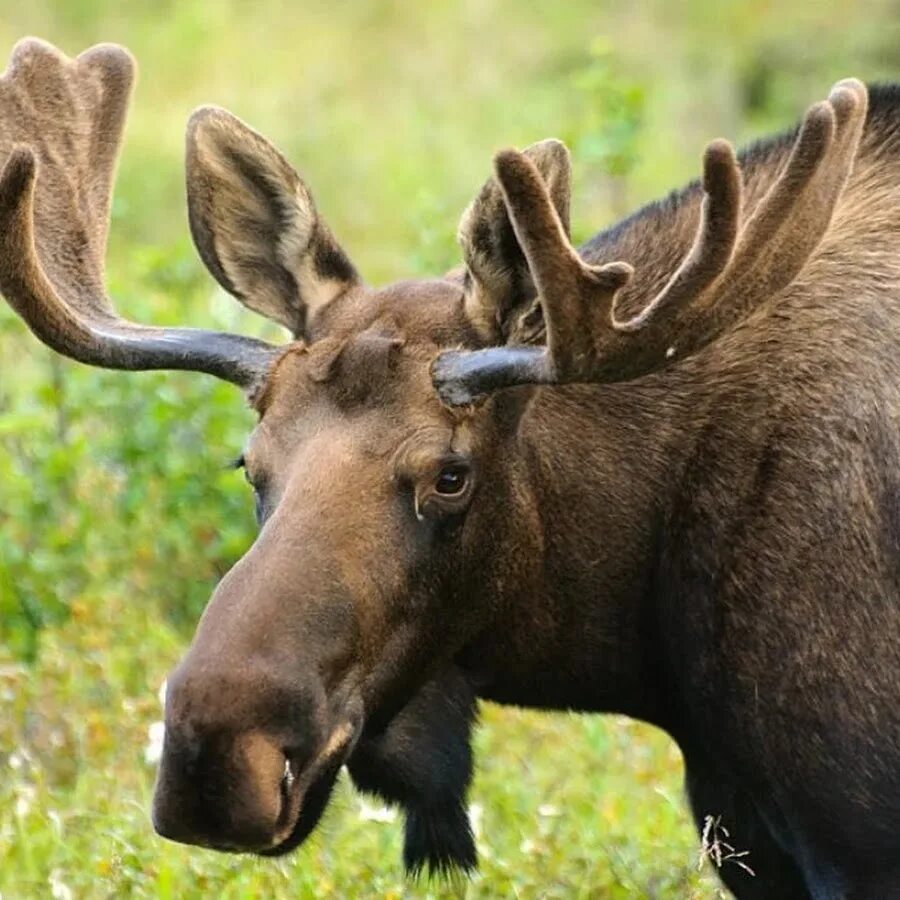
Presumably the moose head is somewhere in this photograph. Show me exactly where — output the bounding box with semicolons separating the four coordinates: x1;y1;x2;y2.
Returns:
0;38;869;875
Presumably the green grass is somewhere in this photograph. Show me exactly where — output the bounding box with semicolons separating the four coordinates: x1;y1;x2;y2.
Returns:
0;0;897;896
0;605;717;897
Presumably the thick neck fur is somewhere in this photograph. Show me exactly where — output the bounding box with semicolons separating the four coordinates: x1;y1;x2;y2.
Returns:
457;377;685;726
457;84;900;737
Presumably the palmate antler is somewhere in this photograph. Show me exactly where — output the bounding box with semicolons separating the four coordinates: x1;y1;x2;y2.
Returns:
432;79;869;406
0;39;279;390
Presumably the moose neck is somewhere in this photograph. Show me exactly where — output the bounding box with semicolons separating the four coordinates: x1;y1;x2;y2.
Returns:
457;375;686;731
450;115;814;730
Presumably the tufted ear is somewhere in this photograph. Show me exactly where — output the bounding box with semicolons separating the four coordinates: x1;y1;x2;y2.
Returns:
457;138;570;341
186;107;360;338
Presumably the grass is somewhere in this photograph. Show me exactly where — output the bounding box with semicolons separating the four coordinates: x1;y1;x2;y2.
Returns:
0;603;719;897
0;0;897;896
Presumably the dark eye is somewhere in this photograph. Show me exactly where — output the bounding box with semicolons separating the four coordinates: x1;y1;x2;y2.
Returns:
435;465;468;496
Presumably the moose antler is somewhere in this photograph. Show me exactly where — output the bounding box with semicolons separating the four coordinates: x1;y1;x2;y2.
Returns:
0;39;279;389
433;79;868;405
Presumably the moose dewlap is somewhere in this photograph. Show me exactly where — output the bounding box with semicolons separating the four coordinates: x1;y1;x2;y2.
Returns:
2;36;900;899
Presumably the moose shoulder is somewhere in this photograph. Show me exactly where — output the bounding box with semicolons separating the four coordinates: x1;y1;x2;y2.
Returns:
2;37;899;898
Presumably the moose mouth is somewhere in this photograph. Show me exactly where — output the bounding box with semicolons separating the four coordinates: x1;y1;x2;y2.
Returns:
260;720;360;857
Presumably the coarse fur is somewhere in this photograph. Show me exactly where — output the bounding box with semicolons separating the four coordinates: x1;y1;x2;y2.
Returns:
2;37;900;899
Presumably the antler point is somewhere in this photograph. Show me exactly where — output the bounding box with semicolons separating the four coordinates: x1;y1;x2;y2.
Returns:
188;105;231;132
77;42;136;81
804;100;837;131
492;147;528;180
10;36;69;63
831;77;866;97
525;137;570;162
705;138;736;160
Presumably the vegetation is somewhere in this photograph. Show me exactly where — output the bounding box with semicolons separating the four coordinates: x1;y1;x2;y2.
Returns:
0;0;896;895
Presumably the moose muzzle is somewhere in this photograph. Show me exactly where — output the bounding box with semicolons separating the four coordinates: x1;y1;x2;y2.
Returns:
151;514;366;853
153;658;362;853
153;725;293;851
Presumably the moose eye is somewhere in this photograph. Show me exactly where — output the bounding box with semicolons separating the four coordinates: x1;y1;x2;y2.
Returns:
409;458;475;522
435;465;468;496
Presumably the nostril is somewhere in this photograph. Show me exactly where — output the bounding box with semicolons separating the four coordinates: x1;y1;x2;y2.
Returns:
153;730;296;852
282;757;296;794
276;754;302;834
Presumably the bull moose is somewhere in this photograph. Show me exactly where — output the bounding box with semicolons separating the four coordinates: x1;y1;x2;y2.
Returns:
2;37;899;899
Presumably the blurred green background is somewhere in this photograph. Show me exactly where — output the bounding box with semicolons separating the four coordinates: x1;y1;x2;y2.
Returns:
0;1;897;896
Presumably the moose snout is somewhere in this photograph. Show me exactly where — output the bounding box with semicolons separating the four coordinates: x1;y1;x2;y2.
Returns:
151;660;324;853
149;541;364;853
152;727;293;851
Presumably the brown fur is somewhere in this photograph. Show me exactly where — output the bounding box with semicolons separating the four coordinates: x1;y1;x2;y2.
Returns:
3;38;900;897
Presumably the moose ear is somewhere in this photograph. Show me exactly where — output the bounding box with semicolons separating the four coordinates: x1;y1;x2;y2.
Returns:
186;107;360;337
457;138;570;341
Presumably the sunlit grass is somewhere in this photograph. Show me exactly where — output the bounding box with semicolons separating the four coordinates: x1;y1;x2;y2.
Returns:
0;598;722;897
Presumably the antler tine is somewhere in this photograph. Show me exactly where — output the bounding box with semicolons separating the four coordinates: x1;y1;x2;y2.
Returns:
0;148;278;387
456;135;740;389
0;38;280;390
609;138;742;335
667;79;867;355
609;98;837;363
725;101;835;283
493;150;634;379
433;78;868;406
728;78;868;284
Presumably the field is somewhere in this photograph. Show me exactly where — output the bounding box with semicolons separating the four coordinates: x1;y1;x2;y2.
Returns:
0;1;897;896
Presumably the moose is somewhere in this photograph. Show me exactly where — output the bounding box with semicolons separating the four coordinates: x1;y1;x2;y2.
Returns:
2;37;899;898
